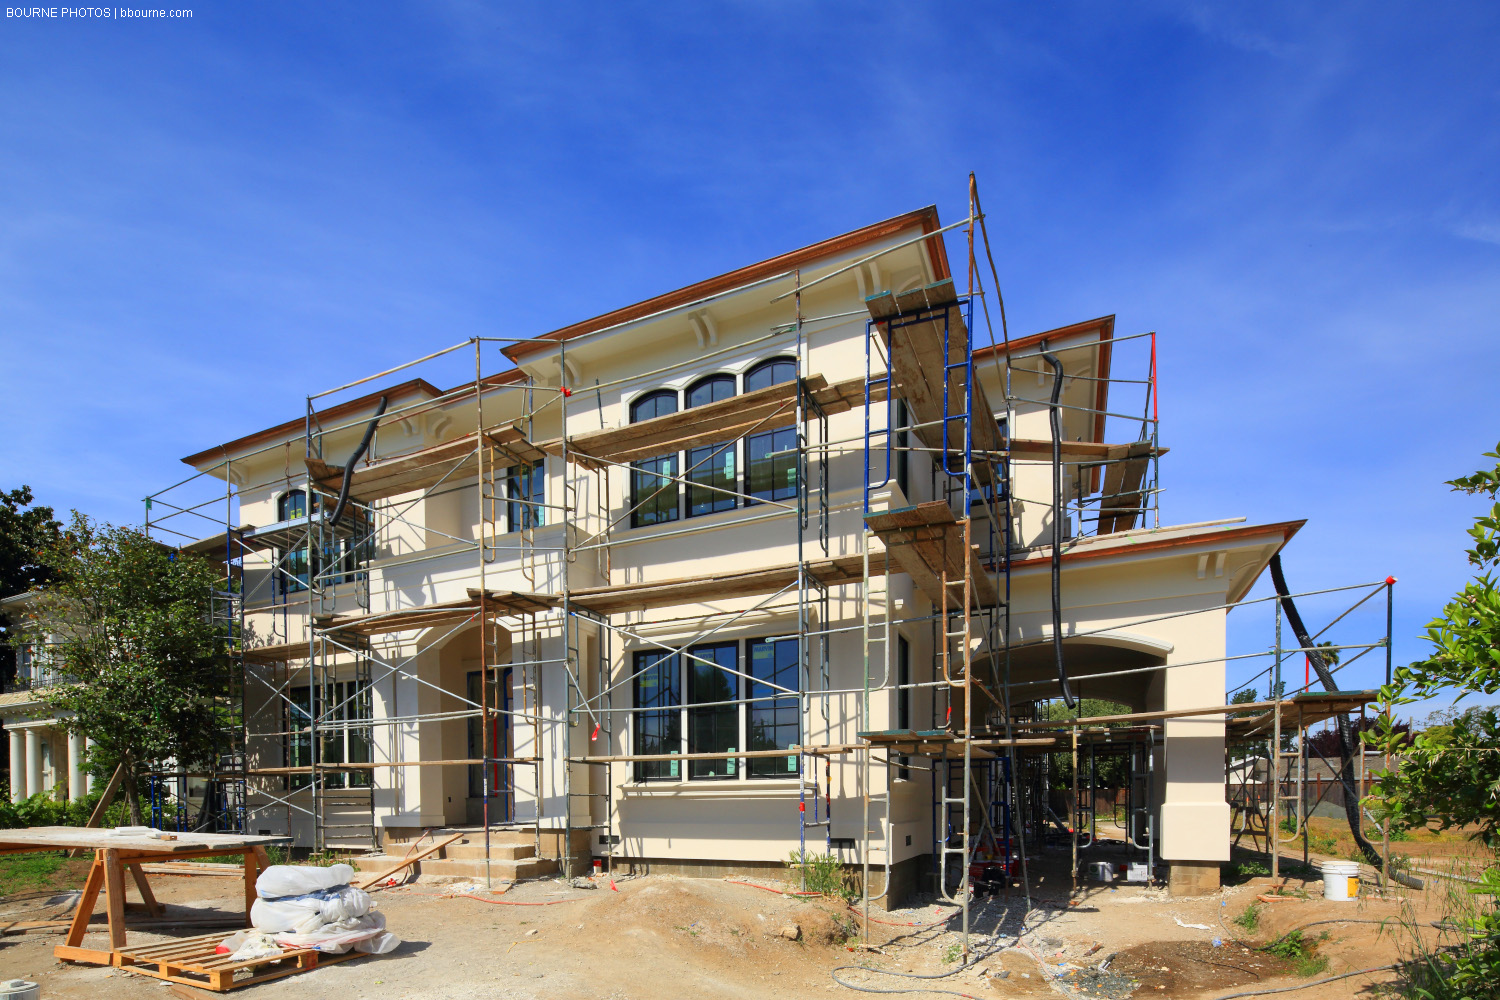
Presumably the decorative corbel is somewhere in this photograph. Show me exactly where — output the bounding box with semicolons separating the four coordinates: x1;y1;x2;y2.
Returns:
689;310;718;349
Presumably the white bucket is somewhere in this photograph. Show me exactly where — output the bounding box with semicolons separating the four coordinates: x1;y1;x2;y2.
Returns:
1321;861;1361;901
0;980;40;1000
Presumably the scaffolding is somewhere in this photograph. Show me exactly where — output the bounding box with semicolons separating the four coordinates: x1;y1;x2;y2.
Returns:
137;177;1395;966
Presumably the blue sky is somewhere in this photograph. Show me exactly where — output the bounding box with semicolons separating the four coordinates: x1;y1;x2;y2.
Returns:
1;2;1496;717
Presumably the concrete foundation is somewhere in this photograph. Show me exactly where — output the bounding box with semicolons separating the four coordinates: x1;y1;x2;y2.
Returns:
615;854;925;908
1168;860;1221;896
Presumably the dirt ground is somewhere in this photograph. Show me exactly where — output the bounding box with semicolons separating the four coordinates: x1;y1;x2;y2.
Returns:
0;848;1454;1000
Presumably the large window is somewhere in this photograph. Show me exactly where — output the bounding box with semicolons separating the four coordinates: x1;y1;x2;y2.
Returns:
277;490;313;595
687;643;738;780
274;489;369;596
684;376;737;517
629;391;681;529
630;637;801;782
625;359;802;525
632;649;681;781
686;374;734;409
744;357;796;393
744;358;799;504
746;637;801;777
630;455;680;528
288;680;372;790
506;460;546;531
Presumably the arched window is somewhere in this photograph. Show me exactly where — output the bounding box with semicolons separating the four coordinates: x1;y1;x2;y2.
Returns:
630;390;678;423
683;375;737;517
685;374;735;409
744;357;796;394
629;391;680;527
278;489;310;522
275;490;312;596
744;358;799;503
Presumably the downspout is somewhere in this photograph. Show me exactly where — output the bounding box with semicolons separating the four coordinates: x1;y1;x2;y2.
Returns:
1041;353;1076;709
329;396;389;527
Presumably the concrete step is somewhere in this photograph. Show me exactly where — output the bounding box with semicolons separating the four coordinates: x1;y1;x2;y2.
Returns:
442;841;535;861
349;854;559;881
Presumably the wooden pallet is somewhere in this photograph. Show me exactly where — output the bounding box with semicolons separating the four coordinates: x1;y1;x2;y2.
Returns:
114;932;364;992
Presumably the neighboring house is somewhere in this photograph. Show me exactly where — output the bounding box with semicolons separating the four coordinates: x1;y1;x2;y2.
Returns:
154;205;1314;900
0;592;91;804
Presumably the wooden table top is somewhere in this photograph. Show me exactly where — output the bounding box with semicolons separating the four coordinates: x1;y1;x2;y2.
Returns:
0;827;291;853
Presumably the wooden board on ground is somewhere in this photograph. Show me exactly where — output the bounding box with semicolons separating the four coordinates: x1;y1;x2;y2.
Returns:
114;932;365;992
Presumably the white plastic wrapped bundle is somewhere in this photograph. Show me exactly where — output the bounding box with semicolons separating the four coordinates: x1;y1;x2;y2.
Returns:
231;863;400;958
254;863;357;900
274;912;401;955
249;885;372;934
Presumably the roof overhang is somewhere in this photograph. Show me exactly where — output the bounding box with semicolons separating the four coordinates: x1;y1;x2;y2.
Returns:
501;206;950;365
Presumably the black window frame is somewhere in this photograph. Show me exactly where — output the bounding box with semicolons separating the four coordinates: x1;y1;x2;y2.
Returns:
506;459;546;532
631;649;682;782
629;390;682;529
744;356;797;394
287;679;372;791
743;358;800;506
629;637;801;783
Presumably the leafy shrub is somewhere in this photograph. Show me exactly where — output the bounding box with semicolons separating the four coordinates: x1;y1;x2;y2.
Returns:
1233;903;1262;932
0;788;155;831
1263;929;1330;976
1388;864;1500;1000
785;850;855;901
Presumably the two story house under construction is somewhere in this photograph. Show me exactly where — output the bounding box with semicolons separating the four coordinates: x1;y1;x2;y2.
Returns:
11;201;1378;910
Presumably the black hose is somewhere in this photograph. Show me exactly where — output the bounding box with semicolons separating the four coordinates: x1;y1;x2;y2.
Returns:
1041;352;1075;709
1210;964;1399;1000
1267;553;1421;890
329;395;389;527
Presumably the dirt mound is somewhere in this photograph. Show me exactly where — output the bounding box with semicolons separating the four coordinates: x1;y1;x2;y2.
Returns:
1107;940;1294;995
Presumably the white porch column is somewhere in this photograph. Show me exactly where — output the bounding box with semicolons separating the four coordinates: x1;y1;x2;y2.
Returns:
8;728;24;801
68;731;85;803
84;737;95;794
25;728;42;800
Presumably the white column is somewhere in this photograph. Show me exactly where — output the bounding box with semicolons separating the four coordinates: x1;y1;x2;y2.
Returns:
25;728;42;801
68;731;85;803
8;728;24;802
84;737;95;794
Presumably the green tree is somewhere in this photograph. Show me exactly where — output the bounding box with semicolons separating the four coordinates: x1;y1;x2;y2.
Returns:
1046;698;1132;792
18;513;233;825
1369;443;1500;846
0;486;63;689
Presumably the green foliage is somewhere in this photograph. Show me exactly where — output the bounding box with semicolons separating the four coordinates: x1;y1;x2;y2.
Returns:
0;485;62;686
0;787;151;830
17;513;234;825
1226;859;1270;883
1233;903;1262;932
1045;699;1133;791
1389;866;1500;1000
1262;929;1330;976
1369;445;1500;849
785;850;855;901
942;942;962;964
